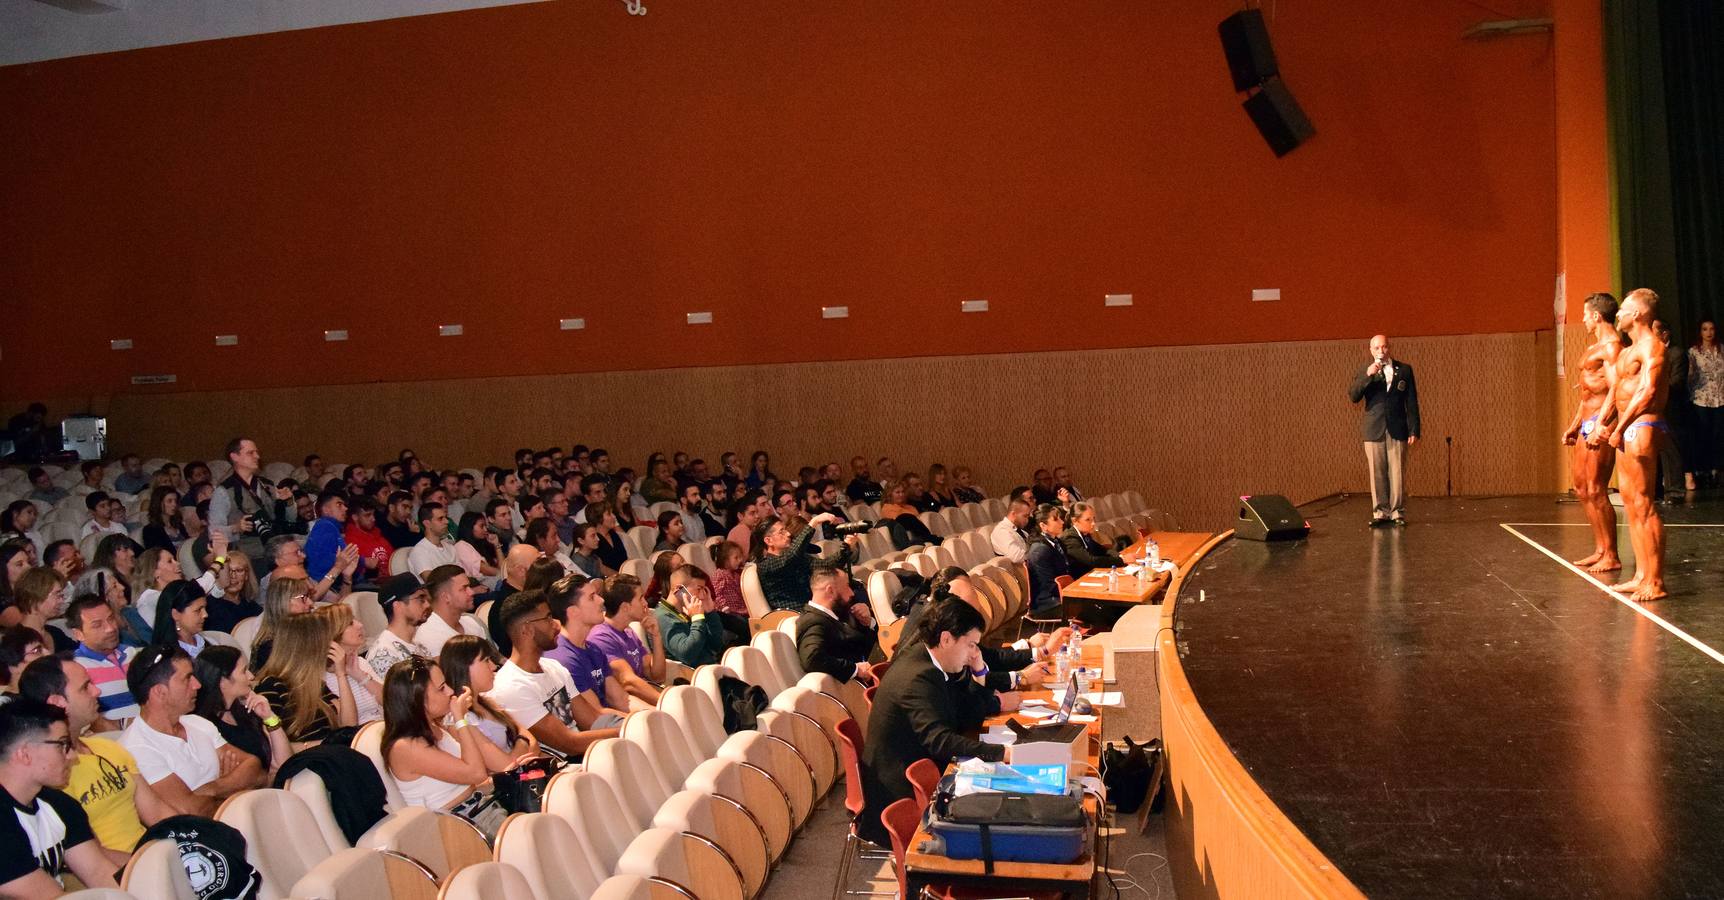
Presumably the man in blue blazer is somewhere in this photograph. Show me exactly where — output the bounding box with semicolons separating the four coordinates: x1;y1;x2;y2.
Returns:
1347;334;1421;526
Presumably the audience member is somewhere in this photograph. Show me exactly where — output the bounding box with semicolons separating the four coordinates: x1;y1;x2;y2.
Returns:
71;462;105;498
744;450;776;491
727;491;767;555
67;597;138;724
952;466;985;505
925;464;959;509
90;534;140;586
590;507;630;573
653;510;686;554
640;458;677;505
113;454;150;495
191;645;290;775
141;486;187;552
754;513;856;611
1025;503;1072;613
17;655;171;864
27;466;69;505
0;699;121;894
382;656;516;812
0;626;48;699
676;482;709;544
367;575;432;681
1690;318;1723;489
482;544;542;654
407;502;459;579
120;645;266;816
148;580;210;658
79;492;128;543
302;490;350;583
796;568;878;684
989;496;1034;563
572;476;609;525
485;591;620;760
439;636;538;758
43;540;83;584
0;504;43;561
565;523;605;578
610;479;640;530
417;566;488;656
13;568;75;653
454;511;502;582
255;610;361;748
1052;466;1085;502
201;550;262;636
377;491;419;551
249;576;314;672
342;496;395;583
698;481;729;536
540;576;631;726
133;530;225;630
325;603;385;725
656;566;729;667
588;575;664;705
707;541;751;643
209;438;299;572
878;481;916;520
904;473;940;513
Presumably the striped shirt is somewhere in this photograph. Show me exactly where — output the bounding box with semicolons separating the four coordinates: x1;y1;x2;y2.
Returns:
73;644;139;721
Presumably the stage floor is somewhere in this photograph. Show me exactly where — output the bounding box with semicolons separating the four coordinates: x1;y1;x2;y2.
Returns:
1175;493;1724;900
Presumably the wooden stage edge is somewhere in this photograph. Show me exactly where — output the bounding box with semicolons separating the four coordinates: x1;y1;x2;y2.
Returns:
1155;531;1366;900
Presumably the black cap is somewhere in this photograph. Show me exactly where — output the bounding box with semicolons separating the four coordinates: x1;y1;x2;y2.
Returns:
377;574;422;615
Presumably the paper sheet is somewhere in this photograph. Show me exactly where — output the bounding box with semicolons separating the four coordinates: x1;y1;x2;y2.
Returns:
1049;690;1125;707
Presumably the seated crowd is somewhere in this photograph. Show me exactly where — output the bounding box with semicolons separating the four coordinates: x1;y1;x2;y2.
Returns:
0;438;1114;895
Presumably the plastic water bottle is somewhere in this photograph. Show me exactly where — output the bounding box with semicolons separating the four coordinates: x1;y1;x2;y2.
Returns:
1106;567;1118;592
1147;537;1161;570
1055;644;1071;685
1069;627;1083;663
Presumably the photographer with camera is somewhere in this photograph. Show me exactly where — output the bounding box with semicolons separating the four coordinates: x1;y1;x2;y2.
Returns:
753;512;860;611
208;438;298;577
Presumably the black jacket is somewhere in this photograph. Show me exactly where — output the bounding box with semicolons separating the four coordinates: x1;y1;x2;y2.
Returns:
893;600;1033;693
1347;359;1421;442
274;745;389;845
796;605;877;682
1025;535;1071;612
1059;528;1123;578
858;647;1003;845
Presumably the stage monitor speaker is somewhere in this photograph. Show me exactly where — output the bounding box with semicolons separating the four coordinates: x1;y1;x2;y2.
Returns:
1242;77;1315;157
1218;9;1279;91
1235;494;1309;541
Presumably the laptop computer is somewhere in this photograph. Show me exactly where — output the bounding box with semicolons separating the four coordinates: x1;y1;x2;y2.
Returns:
1004;671;1087;744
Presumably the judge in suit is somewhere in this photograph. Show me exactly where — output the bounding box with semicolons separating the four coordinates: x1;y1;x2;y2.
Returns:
1024;504;1072;613
894;568;1063;693
1059;502;1124;578
858;599;1014;846
1347;334;1421;526
796;568;879;684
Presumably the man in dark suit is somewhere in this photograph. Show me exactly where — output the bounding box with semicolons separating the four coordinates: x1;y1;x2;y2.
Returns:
859;599;1012;846
1347;334;1421;526
1024;504;1072;612
894;568;1059;692
796;569;879;683
1060;502;1124;578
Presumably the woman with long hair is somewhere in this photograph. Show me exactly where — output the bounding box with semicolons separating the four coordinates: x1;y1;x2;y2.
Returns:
589;508;629;573
141;486;187;551
744;451;775;491
193;645;292;773
381;656;515;810
202;549;261;636
149;579;210;657
0;502;43;558
90;534;141;584
455;512;500;580
255;606;360;748
610;479;639;530
522;556;566;594
13;567;74;653
250;575;315;672
645;551;685;605
439;635;538;758
1689;318;1724;489
132;529;228;631
0;541;32;628
324;603;384;724
925;464;959;509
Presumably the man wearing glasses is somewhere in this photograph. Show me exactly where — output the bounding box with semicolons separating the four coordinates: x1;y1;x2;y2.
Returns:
0;700;121;895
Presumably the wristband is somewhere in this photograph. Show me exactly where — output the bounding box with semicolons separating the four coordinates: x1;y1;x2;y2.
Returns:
262;715;282;730
690;613;706;622
970;664;989;679
212;556;227;567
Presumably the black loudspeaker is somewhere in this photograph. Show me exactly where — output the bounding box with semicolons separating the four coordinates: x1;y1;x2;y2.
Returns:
1234;494;1309;541
1218;9;1279;91
1242;77;1316;158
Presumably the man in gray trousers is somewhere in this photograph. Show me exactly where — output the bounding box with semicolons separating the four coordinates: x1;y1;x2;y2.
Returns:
1348;334;1421;526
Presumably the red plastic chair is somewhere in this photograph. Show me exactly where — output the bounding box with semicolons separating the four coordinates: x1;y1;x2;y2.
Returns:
905;758;940;813
832;717;890;900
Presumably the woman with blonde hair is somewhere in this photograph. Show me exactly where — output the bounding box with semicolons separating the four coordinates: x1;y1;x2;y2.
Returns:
203;549;261;635
250;574;315;671
255;605;361;748
323;602;384;724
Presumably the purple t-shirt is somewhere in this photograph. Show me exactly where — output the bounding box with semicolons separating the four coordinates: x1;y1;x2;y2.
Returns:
544;634;609;696
587;622;646;677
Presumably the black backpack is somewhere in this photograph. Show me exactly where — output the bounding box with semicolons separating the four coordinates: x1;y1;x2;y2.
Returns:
136;816;262;900
717;674;769;732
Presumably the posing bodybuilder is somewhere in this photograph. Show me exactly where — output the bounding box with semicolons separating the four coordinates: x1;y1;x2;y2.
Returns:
1561;292;1623;572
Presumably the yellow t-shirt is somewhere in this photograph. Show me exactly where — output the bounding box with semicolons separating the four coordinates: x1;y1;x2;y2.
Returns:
69;736;146;852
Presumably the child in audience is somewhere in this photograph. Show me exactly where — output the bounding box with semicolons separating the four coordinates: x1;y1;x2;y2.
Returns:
706;542;752;646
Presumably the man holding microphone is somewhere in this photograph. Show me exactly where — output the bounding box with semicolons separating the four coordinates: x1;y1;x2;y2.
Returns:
1348;335;1421;526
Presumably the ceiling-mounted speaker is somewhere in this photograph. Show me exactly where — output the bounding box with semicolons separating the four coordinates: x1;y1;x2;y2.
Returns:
1218;9;1279;91
1242;77;1316;158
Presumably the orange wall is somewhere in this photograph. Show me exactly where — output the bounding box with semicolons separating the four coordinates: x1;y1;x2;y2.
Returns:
0;0;1559;400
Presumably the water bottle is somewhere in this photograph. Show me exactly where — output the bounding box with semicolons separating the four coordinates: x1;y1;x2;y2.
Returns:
1055;644;1071;685
1106;567;1118;592
1069;627;1083;665
1147;537;1161;570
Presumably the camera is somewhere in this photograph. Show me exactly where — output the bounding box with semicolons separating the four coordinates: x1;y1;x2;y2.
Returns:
831;520;877;536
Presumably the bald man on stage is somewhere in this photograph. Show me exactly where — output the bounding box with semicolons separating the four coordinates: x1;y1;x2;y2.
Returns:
1349;334;1421;527
1561;292;1623;572
1588;288;1668;601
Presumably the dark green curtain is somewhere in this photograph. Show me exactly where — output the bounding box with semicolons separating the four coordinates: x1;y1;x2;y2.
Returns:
1605;0;1724;342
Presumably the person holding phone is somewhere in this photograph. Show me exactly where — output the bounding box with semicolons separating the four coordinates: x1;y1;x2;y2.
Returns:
654;567;728;667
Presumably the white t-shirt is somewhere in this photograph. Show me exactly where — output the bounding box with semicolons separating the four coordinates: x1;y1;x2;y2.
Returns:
485;660;578;731
119;714;227;791
366;630;430;682
413;612;487;658
407;537;459;578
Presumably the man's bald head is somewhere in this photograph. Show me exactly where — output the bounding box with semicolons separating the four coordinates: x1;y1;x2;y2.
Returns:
1369;335;1390;359
505;543;540;584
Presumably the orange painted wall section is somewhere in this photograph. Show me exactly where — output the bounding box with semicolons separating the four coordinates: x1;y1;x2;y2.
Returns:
1552;0;1613;317
0;1;1559;398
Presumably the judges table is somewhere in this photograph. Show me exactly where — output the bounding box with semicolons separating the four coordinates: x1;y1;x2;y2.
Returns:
904;646;1107;899
1059;530;1214;608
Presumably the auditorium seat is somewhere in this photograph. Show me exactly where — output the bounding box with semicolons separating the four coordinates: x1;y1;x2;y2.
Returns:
677;541;717;575
355;806;489;882
775;615;799;639
831;716;891;900
626;525;658;560
591;872;702;900
767;686;849;774
739;565;772;618
290;847;438;900
352;720;407;812
866;570;902;626
750;630;803;689
121;838;195;900
285;767;353;852
723;645;790;697
389;549;412;576
435;861;538;900
215;789;337;899
586;734;790;864
344;591;386;644
493;812;610;900
619;558;653;585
